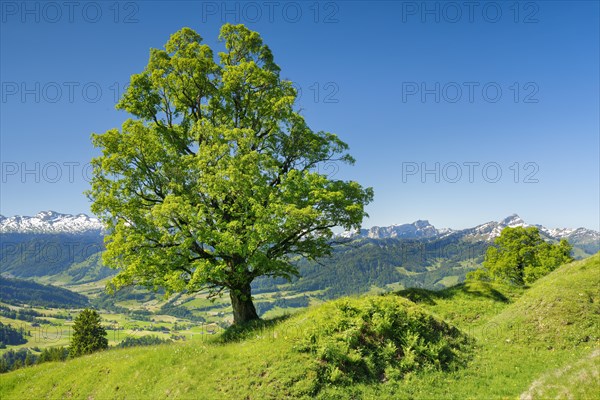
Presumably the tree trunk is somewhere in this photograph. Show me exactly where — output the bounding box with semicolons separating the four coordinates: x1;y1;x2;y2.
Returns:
230;282;259;325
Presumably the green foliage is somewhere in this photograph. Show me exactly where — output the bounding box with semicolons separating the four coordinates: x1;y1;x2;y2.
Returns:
38;346;69;363
468;226;573;284
0;348;37;373
294;296;471;392
69;309;108;357
0;276;89;308
117;335;172;348
526;237;574;283
1;347;69;374
87;24;372;325
0;321;27;346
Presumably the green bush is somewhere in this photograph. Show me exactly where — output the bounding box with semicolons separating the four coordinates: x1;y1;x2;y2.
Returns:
117;335;171;348
0;321;28;346
294;295;471;392
38;346;69;363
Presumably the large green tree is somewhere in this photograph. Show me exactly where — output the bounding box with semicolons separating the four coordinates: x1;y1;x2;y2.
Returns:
88;24;373;324
70;309;108;357
472;226;573;284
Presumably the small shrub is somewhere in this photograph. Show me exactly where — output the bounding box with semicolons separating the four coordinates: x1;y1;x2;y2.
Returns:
117;335;171;348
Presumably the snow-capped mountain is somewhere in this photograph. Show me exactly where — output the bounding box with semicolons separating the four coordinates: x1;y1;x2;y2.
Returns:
2;211;598;253
454;214;529;241
454;214;599;246
0;211;103;234
341;214;599;251
340;220;439;240
536;226;598;242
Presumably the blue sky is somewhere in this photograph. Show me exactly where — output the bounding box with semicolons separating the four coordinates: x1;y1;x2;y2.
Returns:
1;1;598;230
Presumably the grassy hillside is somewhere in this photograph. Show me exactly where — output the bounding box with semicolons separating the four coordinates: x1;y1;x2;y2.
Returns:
1;254;598;399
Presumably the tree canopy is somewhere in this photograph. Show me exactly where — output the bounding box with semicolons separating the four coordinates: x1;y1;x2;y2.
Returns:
468;226;573;285
88;24;373;324
70;309;108;357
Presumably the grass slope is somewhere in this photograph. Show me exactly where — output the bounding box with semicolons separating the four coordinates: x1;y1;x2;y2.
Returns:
1;254;598;399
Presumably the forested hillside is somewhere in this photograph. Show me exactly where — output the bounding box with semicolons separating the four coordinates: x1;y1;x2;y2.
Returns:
0;277;89;308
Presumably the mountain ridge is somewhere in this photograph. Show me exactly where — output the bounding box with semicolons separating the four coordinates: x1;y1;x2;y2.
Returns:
339;213;599;247
0;211;102;234
1;211;598;248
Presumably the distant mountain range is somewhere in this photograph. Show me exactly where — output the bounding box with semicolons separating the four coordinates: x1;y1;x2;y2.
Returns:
1;211;598;251
0;211;102;234
339;214;599;254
